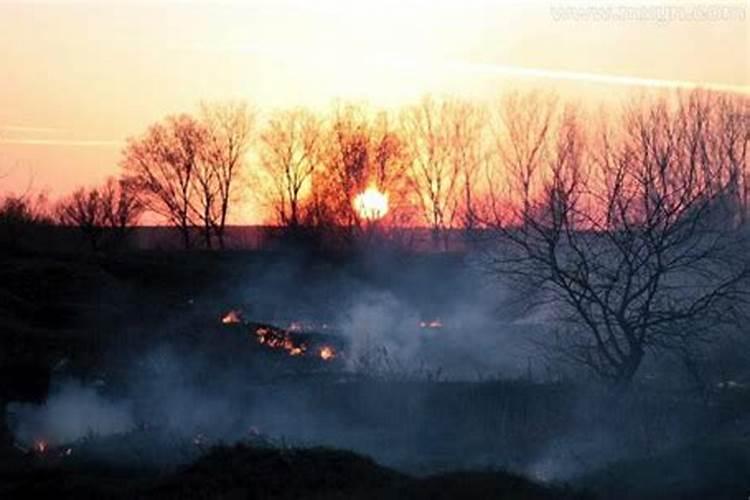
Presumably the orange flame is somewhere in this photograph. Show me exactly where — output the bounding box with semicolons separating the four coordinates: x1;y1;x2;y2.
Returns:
319;346;336;361
250;324;339;361
419;319;443;329
34;440;48;454
255;327;307;356
222;310;243;324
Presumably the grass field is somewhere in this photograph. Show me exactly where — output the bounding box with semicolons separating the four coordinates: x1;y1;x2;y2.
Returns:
1;249;749;498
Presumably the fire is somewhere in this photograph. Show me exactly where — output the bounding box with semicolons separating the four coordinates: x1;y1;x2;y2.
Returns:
419;319;443;329
255;326;308;357
253;325;339;361
34;439;48;454
354;186;388;220
222;310;243;324
319;345;336;361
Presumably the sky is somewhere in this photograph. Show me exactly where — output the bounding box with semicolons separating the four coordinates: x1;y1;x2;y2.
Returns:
0;0;747;222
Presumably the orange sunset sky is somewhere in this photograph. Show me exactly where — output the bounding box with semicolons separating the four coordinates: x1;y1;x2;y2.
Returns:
0;0;747;223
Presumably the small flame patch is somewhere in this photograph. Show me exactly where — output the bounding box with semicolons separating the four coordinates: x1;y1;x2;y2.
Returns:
319;346;336;361
419;319;443;329
34;440;48;454
221;310;243;324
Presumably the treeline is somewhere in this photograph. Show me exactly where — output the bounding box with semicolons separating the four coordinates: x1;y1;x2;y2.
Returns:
117;89;748;252
117;98;486;251
1;89;748;254
1;88;748;385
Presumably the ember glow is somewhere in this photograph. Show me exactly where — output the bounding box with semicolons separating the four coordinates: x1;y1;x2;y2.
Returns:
242;322;340;362
220;312;339;361
221;310;243;325
319;346;336;361
419;319;443;329
34;440;48;454
354;186;389;221
254;326;308;357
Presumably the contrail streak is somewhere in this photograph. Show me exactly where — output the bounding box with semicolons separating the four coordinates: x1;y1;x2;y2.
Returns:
441;60;749;95
183;42;750;95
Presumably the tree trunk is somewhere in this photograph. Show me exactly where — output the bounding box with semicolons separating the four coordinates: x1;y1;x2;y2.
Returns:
204;223;212;250
613;347;645;389
218;206;229;250
180;224;191;250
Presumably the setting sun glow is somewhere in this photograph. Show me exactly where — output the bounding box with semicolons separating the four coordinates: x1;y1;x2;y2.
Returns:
354;187;389;221
0;1;746;223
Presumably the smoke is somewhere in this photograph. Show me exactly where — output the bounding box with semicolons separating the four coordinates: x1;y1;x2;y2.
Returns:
5;252;537;448
3;250;724;485
337;290;423;373
4;337;714;480
8;380;133;446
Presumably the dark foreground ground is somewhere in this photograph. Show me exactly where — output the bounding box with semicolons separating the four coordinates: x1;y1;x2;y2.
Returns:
2;433;749;499
1;249;749;499
0;443;590;500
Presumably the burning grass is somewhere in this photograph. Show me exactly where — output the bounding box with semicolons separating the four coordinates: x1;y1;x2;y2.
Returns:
319;345;336;361
419;319;443;329
3;252;749;499
221;310;242;325
221;310;341;362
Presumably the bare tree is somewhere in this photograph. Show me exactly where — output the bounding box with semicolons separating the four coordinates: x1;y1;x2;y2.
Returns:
258;108;322;229
57;177;142;251
491;91;559;220
57;186;107;251
0;192;54;252
446;99;487;232
192;146;219;249
201;101;255;249
320;103;372;231
307;105;415;246
122;115;205;250
370;111;414;227
100;177;143;246
692;92;750;222
484;92;750;387
401;97;462;249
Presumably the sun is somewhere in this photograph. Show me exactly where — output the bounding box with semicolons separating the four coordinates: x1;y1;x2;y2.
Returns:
353;186;389;221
